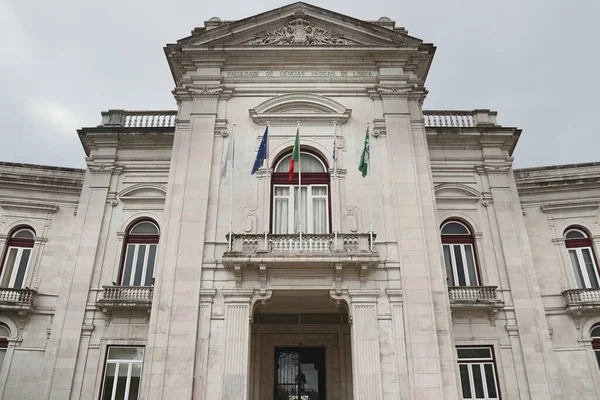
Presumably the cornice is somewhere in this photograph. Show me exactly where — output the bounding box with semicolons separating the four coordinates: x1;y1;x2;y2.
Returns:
540;200;600;214
0;200;59;214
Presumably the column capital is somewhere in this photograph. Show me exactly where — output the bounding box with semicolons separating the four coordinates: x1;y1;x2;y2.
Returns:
199;288;217;304
222;288;254;303
348;288;380;302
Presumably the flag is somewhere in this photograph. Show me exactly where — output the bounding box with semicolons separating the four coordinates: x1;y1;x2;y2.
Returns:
220;128;235;178
251;126;269;175
288;127;300;182
332;126;338;176
358;126;369;177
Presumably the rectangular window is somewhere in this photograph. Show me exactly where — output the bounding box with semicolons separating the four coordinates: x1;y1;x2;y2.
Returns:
121;244;157;286
457;346;500;399
101;346;144;400
443;244;479;286
568;247;600;288
273;185;328;234
0;247;32;289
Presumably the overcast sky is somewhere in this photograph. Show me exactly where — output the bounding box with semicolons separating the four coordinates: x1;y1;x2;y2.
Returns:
1;0;598;169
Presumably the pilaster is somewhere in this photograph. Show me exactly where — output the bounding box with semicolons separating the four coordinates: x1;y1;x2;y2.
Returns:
347;289;384;400
221;289;254;400
140;89;222;400
194;289;217;400
484;167;562;399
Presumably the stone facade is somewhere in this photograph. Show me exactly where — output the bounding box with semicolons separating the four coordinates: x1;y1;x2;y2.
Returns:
1;2;599;399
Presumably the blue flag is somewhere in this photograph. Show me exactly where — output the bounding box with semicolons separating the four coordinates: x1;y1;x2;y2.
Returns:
251;126;269;175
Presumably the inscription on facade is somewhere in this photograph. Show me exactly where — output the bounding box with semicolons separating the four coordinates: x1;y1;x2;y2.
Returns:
223;70;376;78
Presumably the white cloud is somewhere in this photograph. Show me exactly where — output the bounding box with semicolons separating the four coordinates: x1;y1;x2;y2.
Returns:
29;99;81;137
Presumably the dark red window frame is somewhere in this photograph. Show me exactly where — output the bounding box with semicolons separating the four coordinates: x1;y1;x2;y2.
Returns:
441;220;483;286
270;150;332;233
117;220;160;285
0;227;35;286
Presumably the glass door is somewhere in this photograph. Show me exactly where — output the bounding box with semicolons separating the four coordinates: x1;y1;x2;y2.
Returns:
275;347;326;400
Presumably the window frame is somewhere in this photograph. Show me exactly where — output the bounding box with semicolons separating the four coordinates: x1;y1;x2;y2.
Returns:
270;150;332;234
441;220;482;287
117;220;159;287
0;227;35;289
564;227;600;289
456;345;501;399
99;345;145;400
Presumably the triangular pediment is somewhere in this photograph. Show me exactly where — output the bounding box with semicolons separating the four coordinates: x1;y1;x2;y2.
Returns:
176;2;422;48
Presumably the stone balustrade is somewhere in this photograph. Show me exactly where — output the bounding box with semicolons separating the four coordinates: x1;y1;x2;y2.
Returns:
100;110;176;128
223;233;378;268
563;288;600;314
97;285;153;311
0;288;36;313
424;110;498;128
448;286;504;311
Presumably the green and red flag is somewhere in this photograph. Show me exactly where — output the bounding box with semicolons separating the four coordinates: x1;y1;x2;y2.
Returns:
288;127;300;181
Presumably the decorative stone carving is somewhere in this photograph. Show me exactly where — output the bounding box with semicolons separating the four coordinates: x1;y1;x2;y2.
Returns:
249;18;352;46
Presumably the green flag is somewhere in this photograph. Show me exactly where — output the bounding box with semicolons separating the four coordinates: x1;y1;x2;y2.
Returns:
358;126;369;177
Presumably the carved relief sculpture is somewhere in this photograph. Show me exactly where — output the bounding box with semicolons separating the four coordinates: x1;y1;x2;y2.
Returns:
249;18;352;45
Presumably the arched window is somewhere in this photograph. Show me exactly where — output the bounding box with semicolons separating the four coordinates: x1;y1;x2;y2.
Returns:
119;221;159;286
0;227;35;289
441;221;480;286
272;151;330;234
592;324;600;369
0;323;9;374
565;227;600;289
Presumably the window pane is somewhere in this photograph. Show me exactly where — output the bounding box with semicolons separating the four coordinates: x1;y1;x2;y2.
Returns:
114;363;128;400
312;198;327;234
595;350;600;370
566;229;586;239
464;245;477;286
13;248;31;289
459;364;472;399
128;363;142;400
569;250;585;288
275;153;326;173
133;246;147;286
1;248;18;287
591;325;600;338
108;347;144;361
274;198;289;234
102;363;116;400
274;186;289;196
0;349;6;375
294;187;308;234
0;324;10;338
442;222;469;235
484;364;498;398
312;186;327;196
457;348;492;360
122;245;136;285
443;245;455;286
13;229;34;239
471;364;485;398
454;246;466;286
582;249;599;288
144;245;157;286
130;222;159;235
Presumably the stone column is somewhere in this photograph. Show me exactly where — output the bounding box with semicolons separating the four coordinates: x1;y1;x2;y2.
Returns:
41;163;115;399
348;289;384;400
140;88;222;400
386;288;409;399
221;289;254;400
483;166;562;399
194;289;216;400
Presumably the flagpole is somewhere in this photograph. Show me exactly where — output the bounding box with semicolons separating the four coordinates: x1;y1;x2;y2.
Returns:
297;121;302;249
332;121;338;250
367;123;373;252
228;124;235;251
264;122;270;250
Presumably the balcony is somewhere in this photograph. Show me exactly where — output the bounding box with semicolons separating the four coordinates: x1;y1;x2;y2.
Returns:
448;286;504;313
97;286;153;312
222;233;379;268
563;288;600;314
423;110;497;128
100;110;177;128
0;288;36;314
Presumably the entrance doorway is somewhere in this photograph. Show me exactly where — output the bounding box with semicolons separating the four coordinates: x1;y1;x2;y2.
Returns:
275;347;326;400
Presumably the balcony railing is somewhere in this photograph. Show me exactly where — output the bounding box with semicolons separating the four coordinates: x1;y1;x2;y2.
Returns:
223;233;379;267
448;286;504;311
423;110;497;128
0;288;36;313
97;286;153;311
563;288;600;314
101;110;177;128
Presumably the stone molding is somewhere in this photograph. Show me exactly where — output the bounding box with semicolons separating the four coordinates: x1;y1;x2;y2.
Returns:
249;93;351;125
249;15;353;46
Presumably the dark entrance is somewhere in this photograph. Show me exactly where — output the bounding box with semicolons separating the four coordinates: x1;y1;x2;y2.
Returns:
275;347;326;400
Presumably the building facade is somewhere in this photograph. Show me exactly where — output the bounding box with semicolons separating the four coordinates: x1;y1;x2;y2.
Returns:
1;3;600;399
